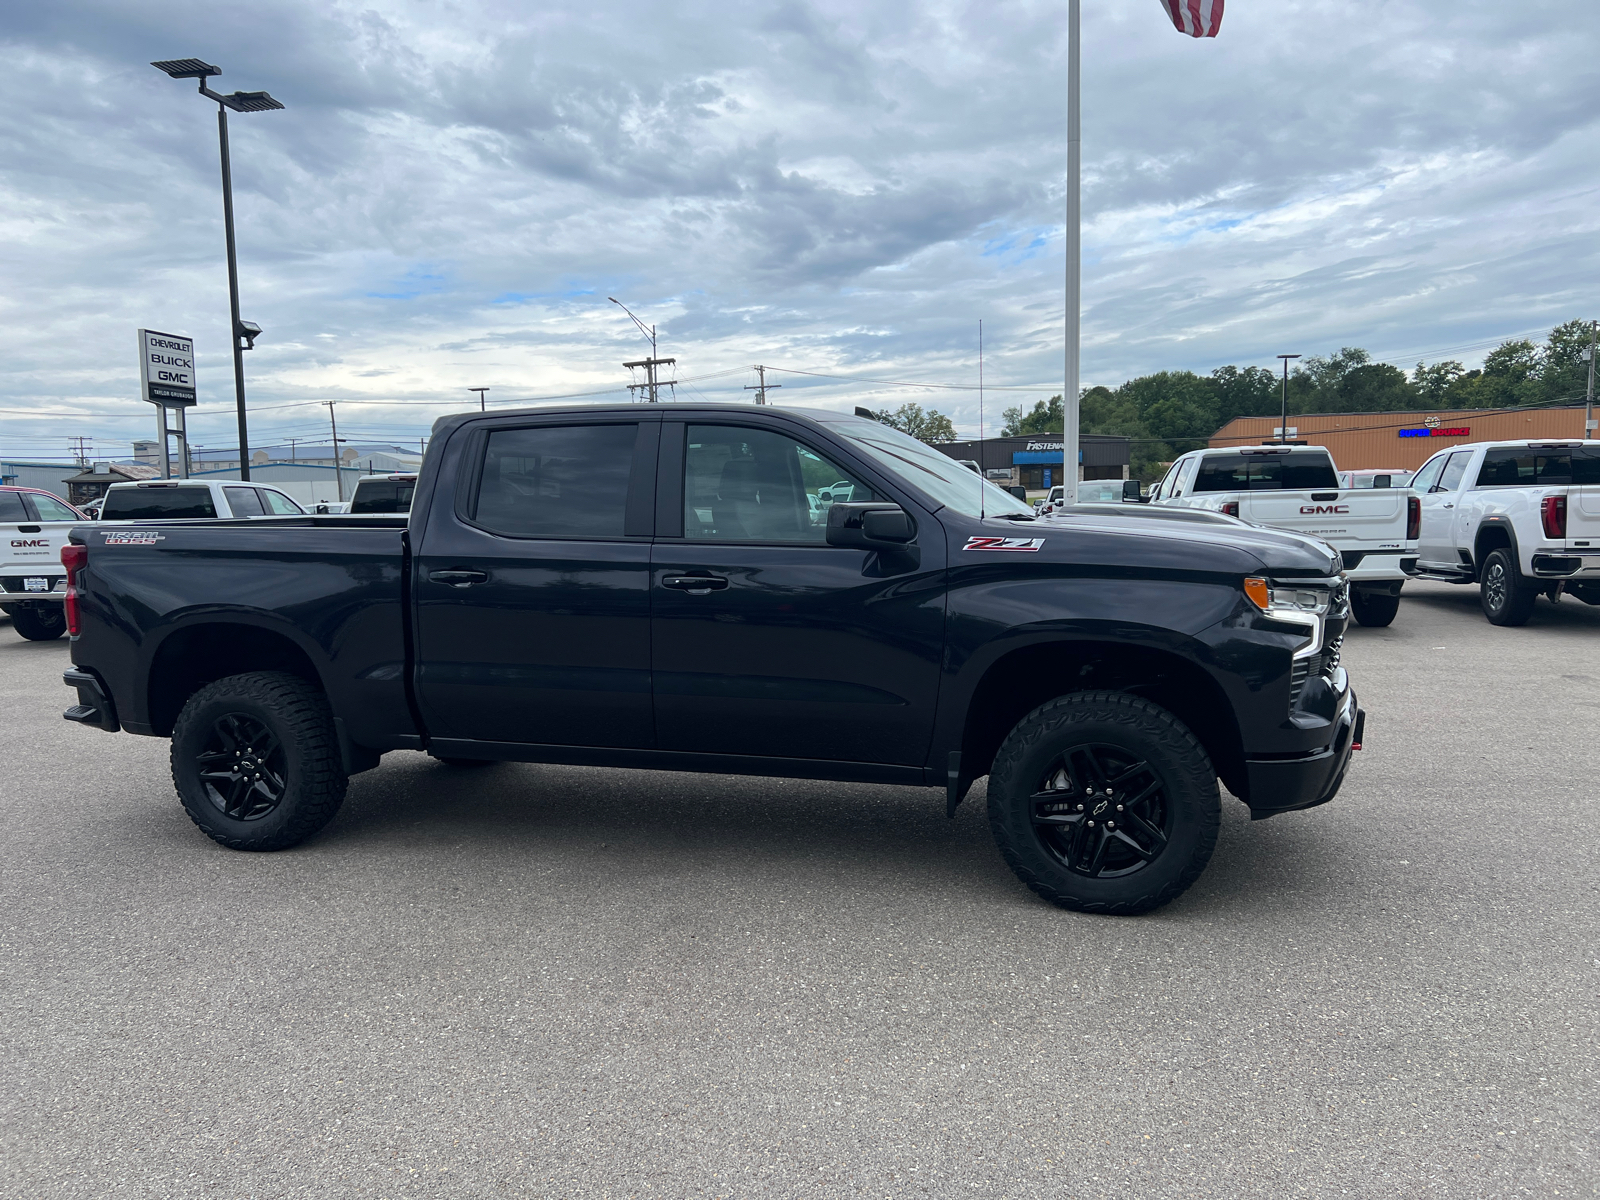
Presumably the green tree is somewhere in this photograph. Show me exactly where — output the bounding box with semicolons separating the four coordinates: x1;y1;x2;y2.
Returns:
999;395;1064;436
1412;360;1466;407
868;402;958;443
1538;320;1596;405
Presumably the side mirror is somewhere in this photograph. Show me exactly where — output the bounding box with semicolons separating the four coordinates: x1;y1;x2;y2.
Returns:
826;502;914;549
1122;479;1146;503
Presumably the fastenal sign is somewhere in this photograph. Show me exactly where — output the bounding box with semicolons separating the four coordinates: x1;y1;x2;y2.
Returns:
138;328;196;407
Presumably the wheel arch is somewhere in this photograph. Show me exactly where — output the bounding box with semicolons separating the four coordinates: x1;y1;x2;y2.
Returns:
1473;518;1517;581
144;618;327;738
955;638;1248;803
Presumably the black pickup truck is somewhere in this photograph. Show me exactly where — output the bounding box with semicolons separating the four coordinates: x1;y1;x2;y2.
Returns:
61;404;1362;914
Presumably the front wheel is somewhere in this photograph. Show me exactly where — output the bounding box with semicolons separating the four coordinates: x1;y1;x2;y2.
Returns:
1480;548;1536;626
170;672;348;851
987;692;1220;915
1350;589;1400;627
11;605;66;640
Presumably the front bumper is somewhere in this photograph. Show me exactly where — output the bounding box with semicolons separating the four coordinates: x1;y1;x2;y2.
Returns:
1245;686;1362;820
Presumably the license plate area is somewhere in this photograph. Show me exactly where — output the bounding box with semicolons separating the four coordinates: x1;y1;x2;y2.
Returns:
24;577;49;592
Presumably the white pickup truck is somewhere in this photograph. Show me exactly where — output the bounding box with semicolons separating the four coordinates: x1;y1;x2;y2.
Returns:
1406;439;1600;625
1149;446;1419;627
100;478;305;521
1;486;90;640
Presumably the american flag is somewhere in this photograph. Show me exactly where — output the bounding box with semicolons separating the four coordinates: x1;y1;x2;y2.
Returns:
1160;0;1224;37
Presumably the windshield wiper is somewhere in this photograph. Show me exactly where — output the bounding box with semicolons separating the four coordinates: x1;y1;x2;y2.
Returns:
990;511;1036;521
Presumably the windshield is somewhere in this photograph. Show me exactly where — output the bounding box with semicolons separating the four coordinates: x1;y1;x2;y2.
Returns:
810;413;1035;518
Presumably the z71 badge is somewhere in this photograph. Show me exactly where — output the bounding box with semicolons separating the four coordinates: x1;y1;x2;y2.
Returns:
102;531;166;546
964;536;1045;552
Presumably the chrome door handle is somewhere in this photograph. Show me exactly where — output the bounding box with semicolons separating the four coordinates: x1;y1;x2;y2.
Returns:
1442;504;1454;509
429;569;488;587
662;574;729;594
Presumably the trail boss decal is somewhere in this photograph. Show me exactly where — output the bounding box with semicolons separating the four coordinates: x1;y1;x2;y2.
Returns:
964;536;1046;552
102;531;167;546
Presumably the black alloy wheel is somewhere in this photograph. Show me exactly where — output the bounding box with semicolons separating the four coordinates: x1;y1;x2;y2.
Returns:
1029;746;1172;880
988;691;1220;915
195;713;288;822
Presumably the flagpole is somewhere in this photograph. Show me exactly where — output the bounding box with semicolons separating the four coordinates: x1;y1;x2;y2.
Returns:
1061;0;1081;508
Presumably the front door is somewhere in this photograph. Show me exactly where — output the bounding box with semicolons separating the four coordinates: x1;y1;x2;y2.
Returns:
650;420;946;766
1417;450;1470;566
413;418;658;748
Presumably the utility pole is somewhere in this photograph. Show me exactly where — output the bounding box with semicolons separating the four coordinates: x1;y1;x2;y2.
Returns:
745;365;781;405
1586;321;1597;437
609;298;676;402
68;436;92;468
470;387;489;411
324;401;346;503
288;437;300;463
1277;354;1301;443
1060;0;1081;507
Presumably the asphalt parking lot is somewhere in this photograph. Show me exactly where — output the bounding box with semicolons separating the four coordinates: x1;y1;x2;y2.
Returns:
1;580;1597;1199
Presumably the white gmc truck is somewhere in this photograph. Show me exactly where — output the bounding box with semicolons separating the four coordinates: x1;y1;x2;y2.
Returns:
1;486;89;640
1149;446;1418;627
1406;439;1600;625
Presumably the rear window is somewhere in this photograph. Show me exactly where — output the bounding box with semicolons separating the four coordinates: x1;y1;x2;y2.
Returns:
350;481;416;514
1192;452;1339;492
0;492;30;522
101;486;217;521
470;424;637;537
1475;447;1600;487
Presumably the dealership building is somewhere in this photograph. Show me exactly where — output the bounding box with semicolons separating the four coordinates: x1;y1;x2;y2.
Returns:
935;433;1131;492
1209;404;1595;471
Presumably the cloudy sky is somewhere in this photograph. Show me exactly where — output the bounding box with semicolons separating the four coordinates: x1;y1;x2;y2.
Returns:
2;0;1597;461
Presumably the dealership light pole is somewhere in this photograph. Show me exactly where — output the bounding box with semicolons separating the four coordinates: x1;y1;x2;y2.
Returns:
1060;0;1081;506
1277;354;1301;444
152;59;283;481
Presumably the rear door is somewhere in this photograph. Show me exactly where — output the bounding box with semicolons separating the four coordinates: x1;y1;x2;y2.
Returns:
649;419;946;766
412;416;659;749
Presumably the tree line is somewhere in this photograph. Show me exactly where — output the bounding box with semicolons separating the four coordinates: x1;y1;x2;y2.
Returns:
870;320;1595;481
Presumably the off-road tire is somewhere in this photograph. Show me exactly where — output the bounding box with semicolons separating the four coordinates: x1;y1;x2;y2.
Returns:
988;691;1220;915
1480;548;1536;627
12;605;66;640
170;671;348;851
1350;589;1400;628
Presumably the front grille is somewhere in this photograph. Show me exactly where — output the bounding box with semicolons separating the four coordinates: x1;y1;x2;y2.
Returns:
1289;628;1343;710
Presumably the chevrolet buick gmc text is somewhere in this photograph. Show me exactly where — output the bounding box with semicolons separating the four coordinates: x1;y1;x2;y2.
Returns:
60;405;1364;914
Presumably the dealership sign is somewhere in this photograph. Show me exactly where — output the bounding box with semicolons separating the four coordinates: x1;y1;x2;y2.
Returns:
1398;426;1470;438
138;328;196;407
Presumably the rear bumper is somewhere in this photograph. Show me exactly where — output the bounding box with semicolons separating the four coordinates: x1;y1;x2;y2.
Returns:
1342;551;1415;585
62;667;120;733
1245;688;1361;820
1530;550;1600;578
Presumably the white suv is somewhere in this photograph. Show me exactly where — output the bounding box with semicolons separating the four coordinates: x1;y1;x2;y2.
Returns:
100;479;305;521
1407;439;1600;625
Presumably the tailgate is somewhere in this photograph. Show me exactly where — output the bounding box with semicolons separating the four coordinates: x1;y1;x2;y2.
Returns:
1237;490;1408;548
1570;484;1600;540
2;523;73;593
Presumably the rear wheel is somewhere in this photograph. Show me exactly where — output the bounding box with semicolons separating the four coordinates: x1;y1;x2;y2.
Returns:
1350;589;1400;627
1480;548;1536;626
987;691;1220;915
12;605;66;640
170;672;347;851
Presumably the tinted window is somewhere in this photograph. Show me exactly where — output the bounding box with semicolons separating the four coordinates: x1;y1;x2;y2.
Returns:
1476;447;1600;487
101;487;218;520
225;487;266;516
29;494;80;520
473;424;636;538
1411;455;1447;493
1437;452;1471;492
350;481;415;514
685;425;875;543
0;492;28;522
1192;452;1339;492
261;489;303;515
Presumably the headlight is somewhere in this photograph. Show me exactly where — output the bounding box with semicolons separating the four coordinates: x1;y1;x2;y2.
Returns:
1244;577;1330;657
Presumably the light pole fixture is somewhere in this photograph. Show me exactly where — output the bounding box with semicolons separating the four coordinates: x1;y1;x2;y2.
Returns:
469;387;490;411
1276;354;1301;444
152;58;284;481
608;297;676;403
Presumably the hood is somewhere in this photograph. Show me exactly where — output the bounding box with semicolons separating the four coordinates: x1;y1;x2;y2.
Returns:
978;506;1342;578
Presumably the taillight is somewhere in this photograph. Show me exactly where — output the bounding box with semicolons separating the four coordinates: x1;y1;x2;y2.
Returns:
1541;495;1567;539
1406;495;1420;540
1222;501;1240;517
61;543;87;636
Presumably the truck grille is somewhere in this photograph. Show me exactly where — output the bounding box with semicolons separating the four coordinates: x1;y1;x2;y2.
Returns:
1289;629;1343;709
